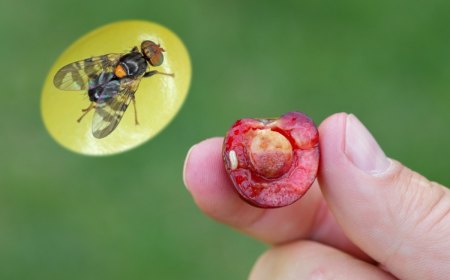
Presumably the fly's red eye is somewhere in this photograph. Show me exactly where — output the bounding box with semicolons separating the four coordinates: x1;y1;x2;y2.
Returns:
141;40;165;66
149;53;164;66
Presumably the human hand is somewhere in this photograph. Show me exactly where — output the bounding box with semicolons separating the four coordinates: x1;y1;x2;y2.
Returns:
183;113;450;279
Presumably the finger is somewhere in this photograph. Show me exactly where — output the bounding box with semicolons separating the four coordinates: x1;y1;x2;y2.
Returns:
249;240;396;280
183;137;368;260
318;113;450;280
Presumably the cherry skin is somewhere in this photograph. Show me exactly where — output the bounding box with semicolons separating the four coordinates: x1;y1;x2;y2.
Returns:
222;112;319;208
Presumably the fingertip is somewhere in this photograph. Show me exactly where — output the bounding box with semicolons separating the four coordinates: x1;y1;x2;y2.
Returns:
183;137;226;193
318;112;348;160
182;143;197;191
317;113;351;188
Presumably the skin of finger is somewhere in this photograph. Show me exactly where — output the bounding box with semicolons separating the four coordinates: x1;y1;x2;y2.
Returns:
183;138;319;242
183;137;371;260
318;113;450;279
249;240;397;280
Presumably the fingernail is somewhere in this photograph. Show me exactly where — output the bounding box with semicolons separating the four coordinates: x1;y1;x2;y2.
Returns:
183;144;197;191
344;114;391;175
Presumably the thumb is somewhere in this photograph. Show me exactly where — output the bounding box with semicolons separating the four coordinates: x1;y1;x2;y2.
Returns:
318;113;450;280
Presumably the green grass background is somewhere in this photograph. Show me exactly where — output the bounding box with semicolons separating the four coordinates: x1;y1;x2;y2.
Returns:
1;0;449;279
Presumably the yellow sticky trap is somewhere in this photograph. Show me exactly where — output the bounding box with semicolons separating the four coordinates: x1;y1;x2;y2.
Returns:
41;20;191;156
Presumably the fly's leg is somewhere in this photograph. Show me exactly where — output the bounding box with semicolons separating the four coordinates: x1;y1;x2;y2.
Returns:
143;70;175;78
77;102;96;123
132;96;139;125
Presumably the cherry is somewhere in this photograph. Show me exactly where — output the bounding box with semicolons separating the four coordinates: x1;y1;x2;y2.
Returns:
222;112;319;208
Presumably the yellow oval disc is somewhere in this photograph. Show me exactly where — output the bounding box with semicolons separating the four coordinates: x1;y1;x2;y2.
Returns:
41;20;191;156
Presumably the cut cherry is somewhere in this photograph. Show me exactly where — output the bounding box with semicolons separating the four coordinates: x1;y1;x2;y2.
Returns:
222;112;319;208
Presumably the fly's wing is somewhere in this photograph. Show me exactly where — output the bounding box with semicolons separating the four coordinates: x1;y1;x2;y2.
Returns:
91;78;141;138
53;53;122;90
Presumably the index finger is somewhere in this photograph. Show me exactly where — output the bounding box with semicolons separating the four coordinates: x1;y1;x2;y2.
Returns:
183;117;369;260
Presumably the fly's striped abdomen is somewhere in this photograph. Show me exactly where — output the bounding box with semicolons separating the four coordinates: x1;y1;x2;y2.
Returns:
91;78;141;138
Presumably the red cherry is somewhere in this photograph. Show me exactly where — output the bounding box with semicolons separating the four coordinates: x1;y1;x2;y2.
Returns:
222;112;319;208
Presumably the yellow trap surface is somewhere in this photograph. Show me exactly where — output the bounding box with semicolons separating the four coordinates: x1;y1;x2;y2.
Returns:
41;20;191;156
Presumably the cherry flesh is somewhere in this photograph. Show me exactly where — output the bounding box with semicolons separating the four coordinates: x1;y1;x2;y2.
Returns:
223;112;319;208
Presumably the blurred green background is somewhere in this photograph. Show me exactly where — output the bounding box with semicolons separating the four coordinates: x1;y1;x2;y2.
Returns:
1;0;449;279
